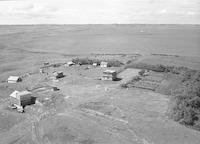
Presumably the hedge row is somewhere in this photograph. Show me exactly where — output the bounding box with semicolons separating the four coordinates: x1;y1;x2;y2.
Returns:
72;58;124;67
126;62;191;74
169;70;200;130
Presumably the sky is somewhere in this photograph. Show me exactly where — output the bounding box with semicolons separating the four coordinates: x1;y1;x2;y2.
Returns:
0;0;199;24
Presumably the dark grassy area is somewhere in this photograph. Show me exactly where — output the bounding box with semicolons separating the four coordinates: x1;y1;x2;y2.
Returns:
125;62;191;74
72;57;124;67
169;70;200;130
125;62;200;130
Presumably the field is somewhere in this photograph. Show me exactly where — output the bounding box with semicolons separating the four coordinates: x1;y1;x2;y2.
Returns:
0;25;200;144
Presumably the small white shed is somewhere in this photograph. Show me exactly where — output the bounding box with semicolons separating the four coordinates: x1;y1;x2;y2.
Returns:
93;63;98;66
7;76;22;83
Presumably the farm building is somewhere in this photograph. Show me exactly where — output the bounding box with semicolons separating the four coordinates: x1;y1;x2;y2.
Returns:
7;76;22;83
51;87;60;91
53;71;64;79
100;62;108;68
9;90;33;110
93;63;98;66
102;70;117;81
39;68;44;73
65;61;75;67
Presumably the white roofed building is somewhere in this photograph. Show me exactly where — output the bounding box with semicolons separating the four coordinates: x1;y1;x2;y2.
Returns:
10;90;33;109
100;62;108;68
7;76;22;83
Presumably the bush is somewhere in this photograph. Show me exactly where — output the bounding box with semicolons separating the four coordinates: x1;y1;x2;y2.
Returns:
126;60;132;64
126;62;191;74
72;58;96;65
139;69;145;76
107;60;124;67
169;70;200;130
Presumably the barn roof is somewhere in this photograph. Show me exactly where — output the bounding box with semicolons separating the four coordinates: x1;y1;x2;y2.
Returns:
8;76;20;81
101;61;108;64
103;70;116;74
10;90;31;98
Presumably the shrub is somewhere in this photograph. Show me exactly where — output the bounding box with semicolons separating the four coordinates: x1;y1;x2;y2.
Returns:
169;70;200;130
72;58;95;65
126;60;132;64
107;60;124;67
120;83;129;88
126;62;191;74
139;69;145;76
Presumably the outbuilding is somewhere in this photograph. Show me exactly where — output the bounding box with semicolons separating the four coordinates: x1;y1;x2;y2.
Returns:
7;76;22;83
53;71;64;79
93;63;98;66
9;90;33;111
100;61;108;68
101;70;117;81
65;61;75;67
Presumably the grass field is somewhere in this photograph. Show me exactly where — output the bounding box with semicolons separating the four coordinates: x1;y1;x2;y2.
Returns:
0;25;200;144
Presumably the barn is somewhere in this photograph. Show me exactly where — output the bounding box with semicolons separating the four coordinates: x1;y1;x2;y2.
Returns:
10;90;33;109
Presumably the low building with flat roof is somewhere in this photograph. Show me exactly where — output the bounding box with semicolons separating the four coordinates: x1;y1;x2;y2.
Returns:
7;76;22;83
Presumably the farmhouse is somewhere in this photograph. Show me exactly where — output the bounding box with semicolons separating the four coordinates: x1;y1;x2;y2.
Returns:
100;61;108;68
7;76;22;83
102;70;117;81
9;90;33;110
53;71;64;79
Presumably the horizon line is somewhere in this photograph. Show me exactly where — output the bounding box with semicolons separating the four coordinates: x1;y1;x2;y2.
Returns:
0;23;200;26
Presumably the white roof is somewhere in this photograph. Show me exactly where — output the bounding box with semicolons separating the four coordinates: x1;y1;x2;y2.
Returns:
67;61;74;64
10;90;19;98
103;70;116;73
10;90;31;99
53;71;63;73
101;61;108;64
8;76;20;81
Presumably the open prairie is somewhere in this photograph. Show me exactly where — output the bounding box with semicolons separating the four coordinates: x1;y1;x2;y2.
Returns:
0;25;200;144
0;25;200;56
